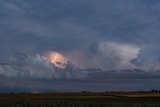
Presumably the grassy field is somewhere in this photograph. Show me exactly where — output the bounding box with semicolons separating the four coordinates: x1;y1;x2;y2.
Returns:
0;92;160;107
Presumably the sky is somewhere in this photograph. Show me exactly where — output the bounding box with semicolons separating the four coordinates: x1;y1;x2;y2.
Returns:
0;0;160;92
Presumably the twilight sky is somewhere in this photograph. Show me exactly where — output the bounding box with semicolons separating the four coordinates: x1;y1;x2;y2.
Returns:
0;0;160;92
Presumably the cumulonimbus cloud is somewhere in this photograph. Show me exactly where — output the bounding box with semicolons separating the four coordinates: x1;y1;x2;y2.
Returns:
68;41;141;70
0;54;56;79
0;54;88;79
98;41;141;70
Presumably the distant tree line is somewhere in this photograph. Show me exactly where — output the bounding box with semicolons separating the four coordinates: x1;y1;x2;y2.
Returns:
150;89;160;93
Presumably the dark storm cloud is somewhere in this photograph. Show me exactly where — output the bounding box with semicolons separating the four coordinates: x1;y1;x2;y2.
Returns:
0;0;160;57
1;52;160;92
1;0;160;91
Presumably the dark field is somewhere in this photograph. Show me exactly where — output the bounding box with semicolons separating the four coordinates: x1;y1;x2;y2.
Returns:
0;92;160;107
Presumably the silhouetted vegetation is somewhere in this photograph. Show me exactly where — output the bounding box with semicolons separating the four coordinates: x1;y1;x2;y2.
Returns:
150;89;160;93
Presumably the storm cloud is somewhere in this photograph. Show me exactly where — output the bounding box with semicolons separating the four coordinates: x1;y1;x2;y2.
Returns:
0;53;88;79
1;0;160;91
97;41;140;70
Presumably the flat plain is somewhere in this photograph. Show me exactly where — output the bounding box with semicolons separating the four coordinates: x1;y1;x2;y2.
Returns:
0;92;160;107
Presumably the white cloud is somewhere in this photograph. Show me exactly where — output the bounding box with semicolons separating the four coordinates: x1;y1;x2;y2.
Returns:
64;41;140;70
98;41;140;70
0;54;88;79
136;58;160;72
0;54;56;79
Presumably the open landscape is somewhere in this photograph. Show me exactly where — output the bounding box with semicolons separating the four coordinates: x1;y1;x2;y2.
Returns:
1;0;160;107
0;92;160;107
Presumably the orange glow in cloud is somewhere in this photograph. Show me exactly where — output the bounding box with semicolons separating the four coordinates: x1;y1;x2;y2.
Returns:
45;51;68;68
